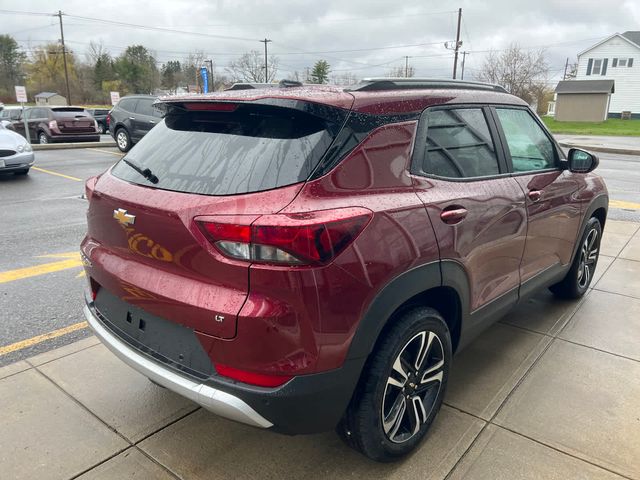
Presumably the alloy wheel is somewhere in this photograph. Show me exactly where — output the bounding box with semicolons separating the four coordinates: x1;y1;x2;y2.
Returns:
39;133;48;144
382;330;445;444
116;131;128;150
577;227;599;289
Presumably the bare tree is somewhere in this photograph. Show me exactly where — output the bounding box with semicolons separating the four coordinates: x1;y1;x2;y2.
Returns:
226;50;278;83
86;41;108;65
476;44;549;104
329;72;359;85
565;60;578;80
183;51;206;91
387;65;415;78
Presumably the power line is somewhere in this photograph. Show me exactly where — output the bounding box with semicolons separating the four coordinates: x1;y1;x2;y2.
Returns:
62;14;263;43
0;9;55;17
168;10;458;28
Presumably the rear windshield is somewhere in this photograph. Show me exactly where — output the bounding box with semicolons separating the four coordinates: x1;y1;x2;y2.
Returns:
111;103;345;195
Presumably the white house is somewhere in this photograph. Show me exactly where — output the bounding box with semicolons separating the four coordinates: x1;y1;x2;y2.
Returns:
576;31;640;117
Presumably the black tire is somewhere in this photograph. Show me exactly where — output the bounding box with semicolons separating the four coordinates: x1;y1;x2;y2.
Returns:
337;307;452;462
38;131;49;145
115;127;132;152
550;217;602;299
14;169;29;175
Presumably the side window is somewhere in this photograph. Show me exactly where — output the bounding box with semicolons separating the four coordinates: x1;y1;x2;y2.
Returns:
495;108;556;173
136;99;154;116
24;109;35;119
420;108;500;178
118;98;137;112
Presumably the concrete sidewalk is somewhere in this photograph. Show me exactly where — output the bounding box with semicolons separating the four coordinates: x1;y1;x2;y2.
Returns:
1;220;639;480
555;134;640;155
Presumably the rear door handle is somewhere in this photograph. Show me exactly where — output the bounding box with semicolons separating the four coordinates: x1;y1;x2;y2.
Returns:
149;120;156;124
129;117;135;120
528;190;543;202
440;207;468;225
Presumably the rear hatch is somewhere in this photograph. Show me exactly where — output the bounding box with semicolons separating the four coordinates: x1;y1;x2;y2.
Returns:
86;98;351;339
53;107;95;133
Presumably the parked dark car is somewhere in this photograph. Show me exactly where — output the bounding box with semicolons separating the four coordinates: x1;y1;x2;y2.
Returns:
85;108;110;134
107;95;161;152
12;106;99;144
81;78;608;463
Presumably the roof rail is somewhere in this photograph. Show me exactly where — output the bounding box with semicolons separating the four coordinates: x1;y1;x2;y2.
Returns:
348;78;508;93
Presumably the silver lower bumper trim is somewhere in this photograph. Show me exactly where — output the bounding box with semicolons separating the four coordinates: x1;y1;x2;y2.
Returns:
83;304;273;429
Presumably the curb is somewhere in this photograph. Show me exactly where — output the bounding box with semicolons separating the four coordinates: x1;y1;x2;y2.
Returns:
32;141;116;151
558;142;640;156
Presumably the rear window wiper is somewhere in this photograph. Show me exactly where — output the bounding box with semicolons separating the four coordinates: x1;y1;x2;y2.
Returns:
121;158;159;184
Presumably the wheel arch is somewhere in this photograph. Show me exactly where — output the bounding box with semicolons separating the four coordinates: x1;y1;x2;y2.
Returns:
346;261;466;365
570;194;609;265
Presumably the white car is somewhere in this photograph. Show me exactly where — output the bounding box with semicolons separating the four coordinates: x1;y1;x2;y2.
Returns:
0;122;34;175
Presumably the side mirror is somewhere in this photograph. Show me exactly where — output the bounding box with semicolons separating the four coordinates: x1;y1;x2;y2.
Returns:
568;148;599;173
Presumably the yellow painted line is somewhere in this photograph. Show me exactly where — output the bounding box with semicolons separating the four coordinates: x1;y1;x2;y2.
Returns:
87;148;123;157
610;199;640;210
0;253;83;284
0;322;88;356
37;252;82;260
32;166;82;182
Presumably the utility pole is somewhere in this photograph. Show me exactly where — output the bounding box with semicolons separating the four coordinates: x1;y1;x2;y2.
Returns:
563;57;569;80
205;59;214;91
404;56;410;77
452;8;462;79
57;10;71;104
260;38;272;83
461;51;467;80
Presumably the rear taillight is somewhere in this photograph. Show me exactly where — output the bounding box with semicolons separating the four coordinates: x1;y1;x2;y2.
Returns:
215;364;292;387
106;113;110;126
48;120;58;130
85;276;100;302
197;208;372;266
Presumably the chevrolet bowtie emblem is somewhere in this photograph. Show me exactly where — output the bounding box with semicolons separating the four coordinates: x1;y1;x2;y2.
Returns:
113;208;136;226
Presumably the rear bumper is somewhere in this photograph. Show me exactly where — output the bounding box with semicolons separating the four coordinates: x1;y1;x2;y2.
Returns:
84;303;273;429
84;301;364;434
50;133;100;143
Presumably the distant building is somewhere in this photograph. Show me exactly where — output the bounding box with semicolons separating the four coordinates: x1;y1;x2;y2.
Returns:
34;92;67;107
554;80;615;122
575;31;640;118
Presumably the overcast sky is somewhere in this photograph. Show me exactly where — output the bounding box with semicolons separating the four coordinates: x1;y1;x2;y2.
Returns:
2;0;639;85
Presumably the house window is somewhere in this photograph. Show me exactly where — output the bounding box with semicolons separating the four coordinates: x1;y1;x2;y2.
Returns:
592;59;602;75
618;58;627;67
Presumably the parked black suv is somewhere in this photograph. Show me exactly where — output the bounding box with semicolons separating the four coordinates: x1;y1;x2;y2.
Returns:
108;95;161;152
85;108;110;134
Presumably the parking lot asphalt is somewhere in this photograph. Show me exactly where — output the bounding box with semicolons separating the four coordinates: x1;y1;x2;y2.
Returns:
0;147;121;366
0;146;640;478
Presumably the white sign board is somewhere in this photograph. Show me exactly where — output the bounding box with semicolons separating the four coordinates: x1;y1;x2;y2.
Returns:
110;91;120;106
15;86;27;103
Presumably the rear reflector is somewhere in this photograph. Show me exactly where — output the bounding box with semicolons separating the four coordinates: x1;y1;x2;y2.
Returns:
182;102;238;112
198;208;372;266
215;364;293;387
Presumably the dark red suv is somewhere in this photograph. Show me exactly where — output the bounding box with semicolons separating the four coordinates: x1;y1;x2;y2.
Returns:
81;78;607;462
